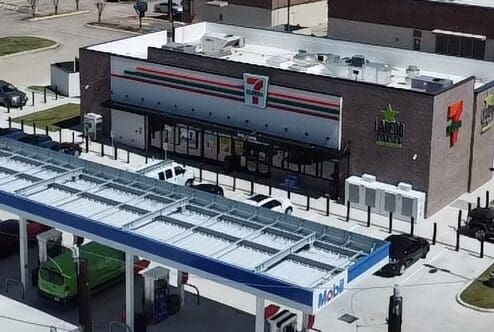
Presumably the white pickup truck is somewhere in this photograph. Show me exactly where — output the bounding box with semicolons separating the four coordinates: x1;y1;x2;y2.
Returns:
135;160;195;186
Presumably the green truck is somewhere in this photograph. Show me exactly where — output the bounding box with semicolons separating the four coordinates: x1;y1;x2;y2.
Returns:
38;242;125;302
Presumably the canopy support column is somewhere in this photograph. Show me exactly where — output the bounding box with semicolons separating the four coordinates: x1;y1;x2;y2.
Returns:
19;217;29;290
125;251;135;332
255;296;264;332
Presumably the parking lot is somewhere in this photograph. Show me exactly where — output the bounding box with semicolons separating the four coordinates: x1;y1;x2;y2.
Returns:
1;2;493;330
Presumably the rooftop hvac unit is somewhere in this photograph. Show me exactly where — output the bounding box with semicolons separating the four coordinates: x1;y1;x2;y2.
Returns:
411;75;453;93
364;62;392;85
345;175;380;209
201;32;244;57
350;55;366;67
292;49;318;67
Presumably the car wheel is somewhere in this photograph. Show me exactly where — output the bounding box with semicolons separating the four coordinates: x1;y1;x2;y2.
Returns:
285;207;293;215
399;264;406;275
185;179;193;187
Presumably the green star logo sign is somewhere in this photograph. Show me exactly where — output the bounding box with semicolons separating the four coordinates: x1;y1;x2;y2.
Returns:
375;104;405;148
382;104;399;122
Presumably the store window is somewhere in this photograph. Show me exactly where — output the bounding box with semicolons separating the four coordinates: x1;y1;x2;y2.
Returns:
435;34;485;59
271;148;284;169
321;161;335;180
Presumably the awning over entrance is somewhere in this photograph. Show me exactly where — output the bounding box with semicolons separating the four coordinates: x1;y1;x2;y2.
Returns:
0;137;388;314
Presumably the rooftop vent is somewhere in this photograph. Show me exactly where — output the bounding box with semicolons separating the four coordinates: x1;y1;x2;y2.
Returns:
411;75;453;93
292;49;318;67
162;42;201;54
201;32;244;57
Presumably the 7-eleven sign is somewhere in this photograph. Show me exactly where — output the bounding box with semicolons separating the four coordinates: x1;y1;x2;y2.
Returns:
446;100;463;147
243;74;269;109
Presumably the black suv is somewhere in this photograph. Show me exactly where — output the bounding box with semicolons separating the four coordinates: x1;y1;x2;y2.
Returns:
466;207;494;240
378;234;430;276
0;80;28;108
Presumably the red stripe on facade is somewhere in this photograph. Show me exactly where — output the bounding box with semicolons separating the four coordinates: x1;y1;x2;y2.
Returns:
112;73;339;121
136;66;244;90
269;91;341;109
136;66;341;110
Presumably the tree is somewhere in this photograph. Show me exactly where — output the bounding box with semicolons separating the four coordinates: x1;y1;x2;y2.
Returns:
26;0;39;18
96;2;105;23
52;0;59;15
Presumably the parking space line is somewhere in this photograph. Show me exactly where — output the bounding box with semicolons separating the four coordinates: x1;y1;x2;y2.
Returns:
398;247;447;286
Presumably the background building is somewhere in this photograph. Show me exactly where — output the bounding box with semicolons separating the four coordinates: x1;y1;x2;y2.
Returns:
327;0;494;61
80;22;494;218
195;0;328;30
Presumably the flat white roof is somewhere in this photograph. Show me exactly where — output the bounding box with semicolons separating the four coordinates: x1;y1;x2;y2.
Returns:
0;295;79;332
427;0;494;9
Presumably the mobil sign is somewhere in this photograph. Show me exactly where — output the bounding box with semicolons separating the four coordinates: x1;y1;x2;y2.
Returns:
312;271;347;312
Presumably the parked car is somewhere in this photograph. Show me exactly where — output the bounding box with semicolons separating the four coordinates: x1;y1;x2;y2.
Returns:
137;161;195;186
0;80;28;108
2;129;27;139
378;234;430;276
17;134;52;145
0;219;51;258
154;2;183;15
0;128;22;136
243;194;294;215
38;242;125;302
466;207;494;240
191;183;224;196
38;141;82;157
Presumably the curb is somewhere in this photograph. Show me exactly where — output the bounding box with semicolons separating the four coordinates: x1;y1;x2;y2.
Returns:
455;279;494;313
0;41;60;59
28;10;90;21
83;22;140;35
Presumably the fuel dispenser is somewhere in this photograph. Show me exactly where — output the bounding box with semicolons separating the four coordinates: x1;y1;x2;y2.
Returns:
36;228;62;263
267;309;298;332
141;266;170;325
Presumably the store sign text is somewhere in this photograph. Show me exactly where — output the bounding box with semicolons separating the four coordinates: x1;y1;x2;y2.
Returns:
481;93;494;134
317;278;345;309
243;74;269;109
375;104;405;148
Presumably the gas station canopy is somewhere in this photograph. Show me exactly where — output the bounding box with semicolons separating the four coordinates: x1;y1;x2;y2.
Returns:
0;138;389;313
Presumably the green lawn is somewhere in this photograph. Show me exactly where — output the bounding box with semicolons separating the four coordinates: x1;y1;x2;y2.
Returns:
460;263;494;309
0;36;56;57
12;103;80;131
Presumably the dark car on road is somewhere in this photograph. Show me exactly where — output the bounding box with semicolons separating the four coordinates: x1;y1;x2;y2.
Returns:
0;219;51;258
466;207;494;240
191;183;224;196
0;128;23;137
378;234;430;276
38;141;82;157
17;134;52;146
0;80;28;108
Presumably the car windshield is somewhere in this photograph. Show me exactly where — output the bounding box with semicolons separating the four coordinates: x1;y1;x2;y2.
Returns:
249;194;269;202
387;235;416;258
40;267;64;285
2;84;15;92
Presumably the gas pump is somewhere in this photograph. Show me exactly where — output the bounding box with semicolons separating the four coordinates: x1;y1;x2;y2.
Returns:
267;309;298;332
141;266;170;325
36;228;62;263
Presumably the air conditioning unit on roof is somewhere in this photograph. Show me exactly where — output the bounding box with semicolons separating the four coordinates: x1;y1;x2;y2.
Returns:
201;32;244;57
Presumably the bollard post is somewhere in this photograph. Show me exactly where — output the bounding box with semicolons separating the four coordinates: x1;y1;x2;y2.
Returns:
8;117;11;129
410;216;415;236
31;91;34;106
33;122;36;135
480;238;485;258
72;131;75;144
268;183;272;196
59;128;62;143
43;88;47;103
326;196;330;216
85;136;89;153
468;202;472;216
486;191;490;208
232;175;236;191
346;201;350;222
287;188;291;200
145;153;148;164
114;145;117;160
388;212;393;233
455;210;462;252
306;195;310;211
216;171;219;186
367;206;371;227
477;196;481;208
6;102;10;114
21;119;24;131
45;126;48;135
126;150;130;164
432;222;437;245
101;142;104;157
250;180;254;195
55;86;58;100
199;164;203;182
